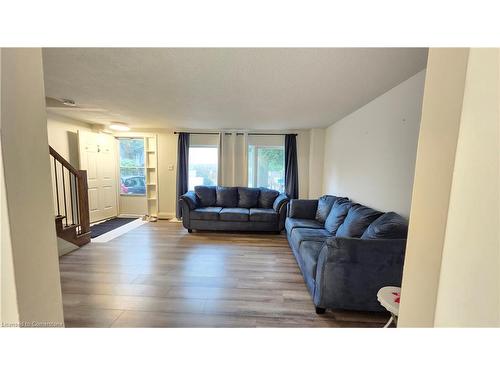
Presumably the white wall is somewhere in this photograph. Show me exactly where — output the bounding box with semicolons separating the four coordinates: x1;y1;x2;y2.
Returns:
433;49;500;327
398;49;470;327
157;131;177;218
1;48;64;326
308;128;325;198
119;194;148;216
47;113;93;165
322;70;426;217
1;138;20;324
0;48;20;324
296;130;310;199
46;114;97;220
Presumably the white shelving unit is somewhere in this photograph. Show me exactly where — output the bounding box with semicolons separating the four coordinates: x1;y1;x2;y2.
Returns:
145;135;159;221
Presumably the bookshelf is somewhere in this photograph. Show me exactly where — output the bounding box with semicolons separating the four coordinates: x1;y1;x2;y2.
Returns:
145;135;158;221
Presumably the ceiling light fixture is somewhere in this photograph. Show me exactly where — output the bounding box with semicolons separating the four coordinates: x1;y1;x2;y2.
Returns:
109;123;130;131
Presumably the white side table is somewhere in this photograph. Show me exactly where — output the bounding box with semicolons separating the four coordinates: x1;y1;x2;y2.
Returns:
377;286;401;328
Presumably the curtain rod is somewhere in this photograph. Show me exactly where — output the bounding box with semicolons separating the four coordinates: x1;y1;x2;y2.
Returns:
174;132;219;135
174;131;297;136
247;133;297;136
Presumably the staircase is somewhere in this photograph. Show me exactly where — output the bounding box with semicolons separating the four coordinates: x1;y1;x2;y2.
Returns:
49;146;91;247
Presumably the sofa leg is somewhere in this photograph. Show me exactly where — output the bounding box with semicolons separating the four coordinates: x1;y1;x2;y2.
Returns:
315;307;326;314
188;229;192;233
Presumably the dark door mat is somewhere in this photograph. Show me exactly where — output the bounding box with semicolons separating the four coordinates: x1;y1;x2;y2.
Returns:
90;217;137;238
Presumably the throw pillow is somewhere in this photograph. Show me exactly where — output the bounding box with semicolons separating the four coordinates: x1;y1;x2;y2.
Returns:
361;212;408;239
238;187;260;208
315;195;341;223
194;186;217;207
216;186;238;208
258;188;279;208
324;198;351;234
336;204;384;238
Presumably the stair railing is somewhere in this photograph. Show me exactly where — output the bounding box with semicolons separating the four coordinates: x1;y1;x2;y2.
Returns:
49;146;90;237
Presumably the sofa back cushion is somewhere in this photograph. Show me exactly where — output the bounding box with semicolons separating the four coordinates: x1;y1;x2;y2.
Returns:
258;188;279;208
324;199;351;234
336;204;384;238
195;186;217;207
238;187;260;208
361;212;408;240
216;186;238;208
315;195;345;223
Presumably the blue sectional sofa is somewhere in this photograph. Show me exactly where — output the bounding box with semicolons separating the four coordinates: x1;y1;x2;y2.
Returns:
180;186;289;233
286;195;408;314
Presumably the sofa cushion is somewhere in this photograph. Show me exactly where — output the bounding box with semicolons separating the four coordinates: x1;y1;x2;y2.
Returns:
336;204;384;238
361;212;408;240
249;208;277;222
180;191;199;210
285;218;324;234
290;227;331;250
237;187;260;208
258;188;279;208
298;241;324;283
324;199;351;234
315;195;338;223
216;186;238;208
195;186;217;207
190;206;222;220
219;207;249;222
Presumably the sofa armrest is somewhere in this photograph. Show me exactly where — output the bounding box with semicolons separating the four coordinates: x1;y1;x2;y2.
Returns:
273;194;290;231
288;199;318;219
319;237;406;265
273;193;290;212
313;237;406;310
180;191;199;210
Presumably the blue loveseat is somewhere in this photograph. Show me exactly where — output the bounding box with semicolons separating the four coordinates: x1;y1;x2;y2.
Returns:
286;196;408;313
180;186;289;233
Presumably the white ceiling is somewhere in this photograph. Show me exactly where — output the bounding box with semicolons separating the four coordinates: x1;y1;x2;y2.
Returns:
42;48;428;130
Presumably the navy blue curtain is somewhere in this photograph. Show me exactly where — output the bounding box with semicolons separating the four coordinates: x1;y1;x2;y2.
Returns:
176;133;190;218
285;134;299;199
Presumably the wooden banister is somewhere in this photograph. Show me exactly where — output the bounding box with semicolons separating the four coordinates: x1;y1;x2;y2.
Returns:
49;146;80;175
49;146;91;245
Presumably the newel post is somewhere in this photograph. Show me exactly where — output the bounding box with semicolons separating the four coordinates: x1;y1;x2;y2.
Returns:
77;170;90;234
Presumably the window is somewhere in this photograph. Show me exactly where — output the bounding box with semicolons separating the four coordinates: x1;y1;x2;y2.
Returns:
188;146;218;190
119;138;146;195
248;145;285;192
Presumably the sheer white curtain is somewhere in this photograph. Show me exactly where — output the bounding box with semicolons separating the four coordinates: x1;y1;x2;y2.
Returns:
218;132;248;187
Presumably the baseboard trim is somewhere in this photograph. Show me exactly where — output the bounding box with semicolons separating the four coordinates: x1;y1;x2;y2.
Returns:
158;212;175;220
117;214;144;219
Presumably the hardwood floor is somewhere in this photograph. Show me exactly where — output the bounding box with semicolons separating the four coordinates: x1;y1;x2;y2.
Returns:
59;221;389;327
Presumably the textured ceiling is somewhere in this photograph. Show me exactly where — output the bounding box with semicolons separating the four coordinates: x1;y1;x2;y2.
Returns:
42;48;428;130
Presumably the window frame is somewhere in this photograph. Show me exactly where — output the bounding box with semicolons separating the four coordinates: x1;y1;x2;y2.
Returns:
118;137;147;196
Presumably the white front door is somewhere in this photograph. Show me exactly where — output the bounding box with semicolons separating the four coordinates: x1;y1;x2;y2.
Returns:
78;131;118;223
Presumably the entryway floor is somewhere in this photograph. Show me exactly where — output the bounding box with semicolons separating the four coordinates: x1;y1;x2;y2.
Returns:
60;221;389;327
90;217;137;238
91;218;146;243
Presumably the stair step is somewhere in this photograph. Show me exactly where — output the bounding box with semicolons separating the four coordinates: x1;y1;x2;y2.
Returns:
62;224;78;229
